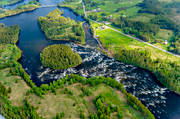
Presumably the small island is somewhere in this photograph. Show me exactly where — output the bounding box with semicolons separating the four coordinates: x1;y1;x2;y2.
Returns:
38;9;85;44
40;44;82;70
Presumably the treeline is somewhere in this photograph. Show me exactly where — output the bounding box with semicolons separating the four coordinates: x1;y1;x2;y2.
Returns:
138;0;180;54
0;24;20;44
114;48;180;93
138;0;165;15
40;44;82;70
112;16;160;42
38;9;85;44
0;82;8;96
25;74;155;119
0;97;41;119
89;95;124;119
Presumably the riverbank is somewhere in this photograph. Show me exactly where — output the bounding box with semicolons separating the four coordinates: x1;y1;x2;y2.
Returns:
0;1;40;19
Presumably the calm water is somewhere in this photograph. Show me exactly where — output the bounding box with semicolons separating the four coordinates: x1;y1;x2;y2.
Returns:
0;0;180;119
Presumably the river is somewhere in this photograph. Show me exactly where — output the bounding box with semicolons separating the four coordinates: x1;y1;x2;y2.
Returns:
0;0;180;119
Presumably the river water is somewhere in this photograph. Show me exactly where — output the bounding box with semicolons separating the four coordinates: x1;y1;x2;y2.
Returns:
0;0;180;119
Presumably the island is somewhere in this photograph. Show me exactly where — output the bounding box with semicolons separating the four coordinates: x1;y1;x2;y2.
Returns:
40;44;82;69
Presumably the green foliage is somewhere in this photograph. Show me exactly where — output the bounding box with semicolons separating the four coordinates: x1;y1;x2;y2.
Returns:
81;86;91;96
53;112;65;119
40;44;82;70
80;111;85;119
0;82;8;96
0;97;41;119
114;48;180;93
112;16;160;42
38;9;85;44
138;0;165;15
0;24;20;44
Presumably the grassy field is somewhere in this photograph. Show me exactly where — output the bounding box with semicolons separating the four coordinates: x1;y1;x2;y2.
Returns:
27;83;144;119
92;22;180;62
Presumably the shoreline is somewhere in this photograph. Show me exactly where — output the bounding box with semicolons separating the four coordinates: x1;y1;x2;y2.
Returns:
0;5;40;19
0;0;23;7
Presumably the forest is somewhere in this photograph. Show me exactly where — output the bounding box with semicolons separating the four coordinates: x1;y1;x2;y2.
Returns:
114;48;180;93
40;44;82;70
38;9;85;44
0;24;20;44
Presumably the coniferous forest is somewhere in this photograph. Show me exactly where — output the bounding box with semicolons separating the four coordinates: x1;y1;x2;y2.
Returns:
40;44;82;70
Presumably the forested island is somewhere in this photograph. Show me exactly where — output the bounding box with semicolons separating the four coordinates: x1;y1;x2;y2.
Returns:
38;9;85;44
40;44;82;69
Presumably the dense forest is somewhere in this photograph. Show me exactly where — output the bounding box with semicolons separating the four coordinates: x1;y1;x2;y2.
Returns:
0;23;20;44
38;9;85;44
114;48;180;93
40;44;82;70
